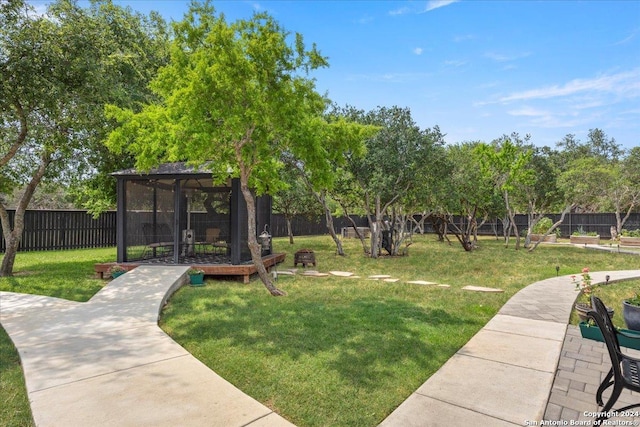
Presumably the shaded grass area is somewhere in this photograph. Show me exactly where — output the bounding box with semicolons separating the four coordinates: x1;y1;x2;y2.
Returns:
160;236;640;426
0;247;115;427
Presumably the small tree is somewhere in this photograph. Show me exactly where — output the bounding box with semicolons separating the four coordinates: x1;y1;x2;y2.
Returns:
272;168;320;245
106;3;369;295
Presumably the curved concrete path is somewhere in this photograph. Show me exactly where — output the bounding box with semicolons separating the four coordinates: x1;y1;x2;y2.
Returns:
380;269;640;426
0;266;294;427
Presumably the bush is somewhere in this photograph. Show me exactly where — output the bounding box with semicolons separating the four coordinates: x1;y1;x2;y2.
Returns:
532;217;560;237
572;226;598;237
621;228;640;237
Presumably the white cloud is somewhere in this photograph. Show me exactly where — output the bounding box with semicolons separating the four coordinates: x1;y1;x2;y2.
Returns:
507;107;550;117
389;6;411;16
414;47;424;55
485;51;531;63
499;69;640;103
390;1;458;16
356;15;374;24
453;34;476;43
424;1;459;12
444;59;467;67
613;28;638;45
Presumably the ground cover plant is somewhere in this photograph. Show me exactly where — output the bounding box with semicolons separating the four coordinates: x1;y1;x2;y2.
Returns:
1;239;638;426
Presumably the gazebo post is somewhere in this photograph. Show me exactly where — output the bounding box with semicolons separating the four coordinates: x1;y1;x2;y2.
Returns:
172;179;181;264
116;178;126;263
230;178;242;265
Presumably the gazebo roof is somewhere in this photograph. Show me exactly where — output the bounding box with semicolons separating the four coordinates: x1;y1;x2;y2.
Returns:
112;162;212;179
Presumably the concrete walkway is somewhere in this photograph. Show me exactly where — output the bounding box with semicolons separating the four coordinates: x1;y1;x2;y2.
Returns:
0;266;294;427
2;267;640;426
380;270;640;426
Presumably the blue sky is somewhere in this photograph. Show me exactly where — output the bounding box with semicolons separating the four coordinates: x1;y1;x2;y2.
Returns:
31;1;640;150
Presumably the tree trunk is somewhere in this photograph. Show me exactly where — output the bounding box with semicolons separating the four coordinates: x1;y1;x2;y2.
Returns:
370;195;382;258
294;165;344;256
339;202;369;254
1;152;51;276
238;175;285;296
528;204;574;252
286;216;294;244
504;190;520;250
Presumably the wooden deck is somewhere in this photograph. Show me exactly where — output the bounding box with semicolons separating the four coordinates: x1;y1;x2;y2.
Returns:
94;253;286;284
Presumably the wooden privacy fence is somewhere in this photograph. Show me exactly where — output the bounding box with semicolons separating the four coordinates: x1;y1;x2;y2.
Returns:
0;210;117;252
1;210;639;253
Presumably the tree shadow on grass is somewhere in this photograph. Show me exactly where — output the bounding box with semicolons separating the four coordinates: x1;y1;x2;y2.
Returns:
166;290;481;391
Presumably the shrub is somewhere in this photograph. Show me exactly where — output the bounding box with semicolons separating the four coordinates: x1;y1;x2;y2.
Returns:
532;217;560;237
621;229;640;238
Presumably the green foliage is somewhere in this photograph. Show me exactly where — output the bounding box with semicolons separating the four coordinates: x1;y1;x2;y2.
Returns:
571;226;598;236
621;229;640;237
105;3;371;199
625;292;640;307
532;217;560;236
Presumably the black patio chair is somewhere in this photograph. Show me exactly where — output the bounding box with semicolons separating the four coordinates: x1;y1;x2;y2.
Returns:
587;296;640;425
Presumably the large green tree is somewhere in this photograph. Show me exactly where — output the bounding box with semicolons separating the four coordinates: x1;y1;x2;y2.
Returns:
0;0;168;276
106;2;369;295
477;135;533;250
345;106;445;257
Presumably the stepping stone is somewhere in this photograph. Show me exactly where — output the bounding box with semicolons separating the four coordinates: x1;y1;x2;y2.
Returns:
329;271;354;277
462;285;503;293
383;278;400;283
407;280;437;285
369;275;392;279
277;270;296;275
438;284;451;288
302;271;329;277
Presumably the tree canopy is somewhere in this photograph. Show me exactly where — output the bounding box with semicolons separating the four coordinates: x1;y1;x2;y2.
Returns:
0;0;168;275
106;2;373;295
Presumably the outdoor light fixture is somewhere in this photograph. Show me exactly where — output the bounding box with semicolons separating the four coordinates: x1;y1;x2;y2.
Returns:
605;275;610;285
556;265;560;276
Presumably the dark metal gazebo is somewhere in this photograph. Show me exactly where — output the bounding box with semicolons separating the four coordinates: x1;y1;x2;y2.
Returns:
111;162;274;268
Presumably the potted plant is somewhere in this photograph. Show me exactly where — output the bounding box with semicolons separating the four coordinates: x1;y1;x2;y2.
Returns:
187;268;205;286
107;264;127;279
620;228;640;247
573;267;613;321
570;226;600;245
578;319;640;350
529;217;559;243
623;292;640;331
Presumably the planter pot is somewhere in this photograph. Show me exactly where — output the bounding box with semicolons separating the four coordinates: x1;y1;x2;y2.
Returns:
575;302;613;322
570;235;600;245
111;271;126;279
620;236;640;247
530;234;557;243
623;301;640;331
579;322;640;350
189;273;205;286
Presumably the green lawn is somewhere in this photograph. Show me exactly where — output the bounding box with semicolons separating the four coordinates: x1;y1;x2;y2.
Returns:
1;238;639;427
159;236;640;426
